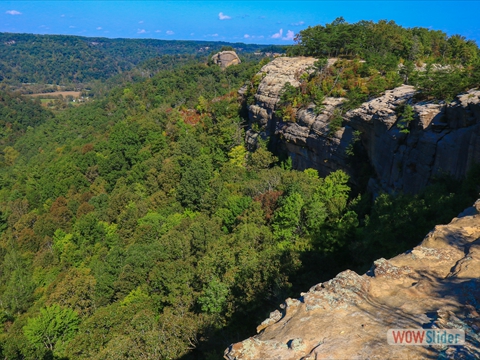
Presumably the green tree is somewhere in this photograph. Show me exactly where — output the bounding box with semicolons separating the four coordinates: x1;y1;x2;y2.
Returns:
228;145;247;167
272;192;304;249
1;250;35;314
23;304;80;358
397;104;415;134
177;155;213;210
198;277;229;314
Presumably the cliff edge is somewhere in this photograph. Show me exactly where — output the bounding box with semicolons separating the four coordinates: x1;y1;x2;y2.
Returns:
245;56;480;194
225;200;480;359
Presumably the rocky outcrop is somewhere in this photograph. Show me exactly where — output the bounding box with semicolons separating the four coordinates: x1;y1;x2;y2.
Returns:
346;87;480;193
245;56;480;193
245;57;351;179
211;51;241;69
225;200;480;359
280;98;354;179
248;57;317;118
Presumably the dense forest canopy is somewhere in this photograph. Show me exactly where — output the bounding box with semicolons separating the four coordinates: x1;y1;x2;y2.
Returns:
0;32;285;85
0;22;479;359
288;17;479;65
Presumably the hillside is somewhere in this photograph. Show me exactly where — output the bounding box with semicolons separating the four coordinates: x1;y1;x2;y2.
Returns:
244;56;480;195
0;32;284;85
226;19;480;359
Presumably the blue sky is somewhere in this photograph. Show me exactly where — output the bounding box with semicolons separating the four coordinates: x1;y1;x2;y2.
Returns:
1;1;480;45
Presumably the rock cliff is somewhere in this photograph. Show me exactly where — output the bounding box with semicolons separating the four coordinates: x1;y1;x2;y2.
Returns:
224;200;480;359
211;51;241;69
245;56;480;193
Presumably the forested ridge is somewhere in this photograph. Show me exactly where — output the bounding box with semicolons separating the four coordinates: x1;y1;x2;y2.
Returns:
0;21;479;359
274;18;480;125
0;32;284;85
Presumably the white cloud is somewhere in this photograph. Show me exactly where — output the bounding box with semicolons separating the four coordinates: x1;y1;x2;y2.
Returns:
6;10;21;15
69;26;75;28
244;34;250;39
258;35;264;39
137;29;146;34
139;20;144;24
166;30;174;35
218;12;231;20
190;32;194;36
271;29;283;39
210;33;219;37
155;30;161;33
61;14;65;18
96;27;102;30
282;30;295;41
290;21;304;26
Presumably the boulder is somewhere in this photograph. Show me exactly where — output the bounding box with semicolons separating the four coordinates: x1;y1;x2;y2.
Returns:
211;51;241;69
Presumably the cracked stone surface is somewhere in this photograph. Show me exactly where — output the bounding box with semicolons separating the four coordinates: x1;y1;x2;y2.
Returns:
225;203;480;360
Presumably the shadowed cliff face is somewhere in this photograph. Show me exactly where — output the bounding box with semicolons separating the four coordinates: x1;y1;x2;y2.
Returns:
224;200;480;360
245;56;480;194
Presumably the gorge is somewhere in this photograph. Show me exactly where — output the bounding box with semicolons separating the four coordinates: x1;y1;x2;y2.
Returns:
1;19;479;359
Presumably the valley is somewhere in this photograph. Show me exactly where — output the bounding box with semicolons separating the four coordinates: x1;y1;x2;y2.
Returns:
0;17;479;360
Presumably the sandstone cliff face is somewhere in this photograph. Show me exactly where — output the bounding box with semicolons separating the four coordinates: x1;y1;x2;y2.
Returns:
246;57;350;179
246;56;480;193
280;98;351;179
211;51;241;69
225;200;480;359
347;87;480;194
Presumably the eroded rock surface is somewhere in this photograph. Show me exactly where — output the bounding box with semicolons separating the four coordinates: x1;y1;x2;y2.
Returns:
245;56;480;193
211;51;241;69
225;202;480;359
346;87;480;194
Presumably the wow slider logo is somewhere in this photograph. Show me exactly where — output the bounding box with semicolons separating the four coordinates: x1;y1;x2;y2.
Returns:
387;329;465;346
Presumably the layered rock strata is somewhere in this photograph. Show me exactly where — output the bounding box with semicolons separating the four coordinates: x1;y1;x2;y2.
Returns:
245;56;480;193
347;87;480;194
225;200;480;359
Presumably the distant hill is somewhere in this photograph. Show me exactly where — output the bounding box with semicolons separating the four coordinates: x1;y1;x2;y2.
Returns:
0;32;285;85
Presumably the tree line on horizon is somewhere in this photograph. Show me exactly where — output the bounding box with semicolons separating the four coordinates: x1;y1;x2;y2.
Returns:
0;32;286;86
